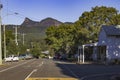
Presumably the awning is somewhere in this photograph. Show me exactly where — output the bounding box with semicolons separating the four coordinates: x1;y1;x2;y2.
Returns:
78;42;98;49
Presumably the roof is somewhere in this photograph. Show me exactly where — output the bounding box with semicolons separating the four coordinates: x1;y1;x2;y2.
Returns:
102;25;120;36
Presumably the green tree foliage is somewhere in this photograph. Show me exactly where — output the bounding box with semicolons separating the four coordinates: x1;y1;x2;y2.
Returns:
29;38;49;57
45;6;120;56
111;14;120;25
4;30;15;45
75;6;119;43
31;42;41;56
6;41;18;55
45;24;76;54
3;30;17;56
1;26;49;58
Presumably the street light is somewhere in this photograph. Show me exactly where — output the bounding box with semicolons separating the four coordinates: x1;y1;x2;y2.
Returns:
0;3;3;65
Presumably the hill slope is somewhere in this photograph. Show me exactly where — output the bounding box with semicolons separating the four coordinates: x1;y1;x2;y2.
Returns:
5;17;64;40
19;17;63;34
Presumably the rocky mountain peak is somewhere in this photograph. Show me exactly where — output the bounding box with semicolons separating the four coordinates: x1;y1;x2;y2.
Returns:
21;17;63;27
24;17;33;23
39;17;62;27
21;17;40;27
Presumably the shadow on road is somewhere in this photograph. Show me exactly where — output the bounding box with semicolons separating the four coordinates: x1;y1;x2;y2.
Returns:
55;61;120;80
55;63;78;78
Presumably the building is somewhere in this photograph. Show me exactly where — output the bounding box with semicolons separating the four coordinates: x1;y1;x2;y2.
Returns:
98;25;120;62
78;25;120;63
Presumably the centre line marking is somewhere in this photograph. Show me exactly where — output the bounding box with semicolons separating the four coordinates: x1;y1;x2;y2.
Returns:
25;61;44;80
38;61;43;67
25;69;38;80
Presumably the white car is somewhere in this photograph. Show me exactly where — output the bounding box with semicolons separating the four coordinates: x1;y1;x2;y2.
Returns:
5;55;19;62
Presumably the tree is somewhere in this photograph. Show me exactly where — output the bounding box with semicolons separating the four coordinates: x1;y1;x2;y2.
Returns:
75;6;119;43
111;14;120;25
45;24;76;55
2;30;17;56
45;6;120;56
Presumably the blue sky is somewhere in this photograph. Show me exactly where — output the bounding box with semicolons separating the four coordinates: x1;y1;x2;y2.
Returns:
1;0;120;25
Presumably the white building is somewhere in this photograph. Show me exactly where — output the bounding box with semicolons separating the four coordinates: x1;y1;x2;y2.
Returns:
98;25;120;62
78;25;120;63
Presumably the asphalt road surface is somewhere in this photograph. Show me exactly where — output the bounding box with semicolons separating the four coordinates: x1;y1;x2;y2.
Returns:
0;59;78;80
0;58;120;80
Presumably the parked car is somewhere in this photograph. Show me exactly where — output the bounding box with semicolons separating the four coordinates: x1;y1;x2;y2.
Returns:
19;53;33;60
25;53;33;59
19;54;26;60
5;55;19;62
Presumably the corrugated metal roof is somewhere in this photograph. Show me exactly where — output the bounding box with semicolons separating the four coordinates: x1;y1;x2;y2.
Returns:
102;25;120;36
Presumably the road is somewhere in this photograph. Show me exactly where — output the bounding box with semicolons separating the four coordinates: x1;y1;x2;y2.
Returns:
0;59;120;80
0;59;78;80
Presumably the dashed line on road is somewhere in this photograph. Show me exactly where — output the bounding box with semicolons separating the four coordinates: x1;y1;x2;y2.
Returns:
25;69;38;80
25;61;44;80
38;61;43;67
0;59;35;73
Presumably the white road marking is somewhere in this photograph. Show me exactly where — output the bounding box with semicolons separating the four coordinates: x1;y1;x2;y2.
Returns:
38;61;43;67
25;61;44;80
0;59;35;73
25;69;38;80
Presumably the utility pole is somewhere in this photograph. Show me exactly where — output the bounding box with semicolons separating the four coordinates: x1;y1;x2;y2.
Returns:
3;25;6;58
14;26;20;56
22;33;25;45
15;26;18;46
0;3;3;65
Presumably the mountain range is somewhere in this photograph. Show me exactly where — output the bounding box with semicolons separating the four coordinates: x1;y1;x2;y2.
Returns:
21;17;63;27
5;17;73;40
6;17;73;34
